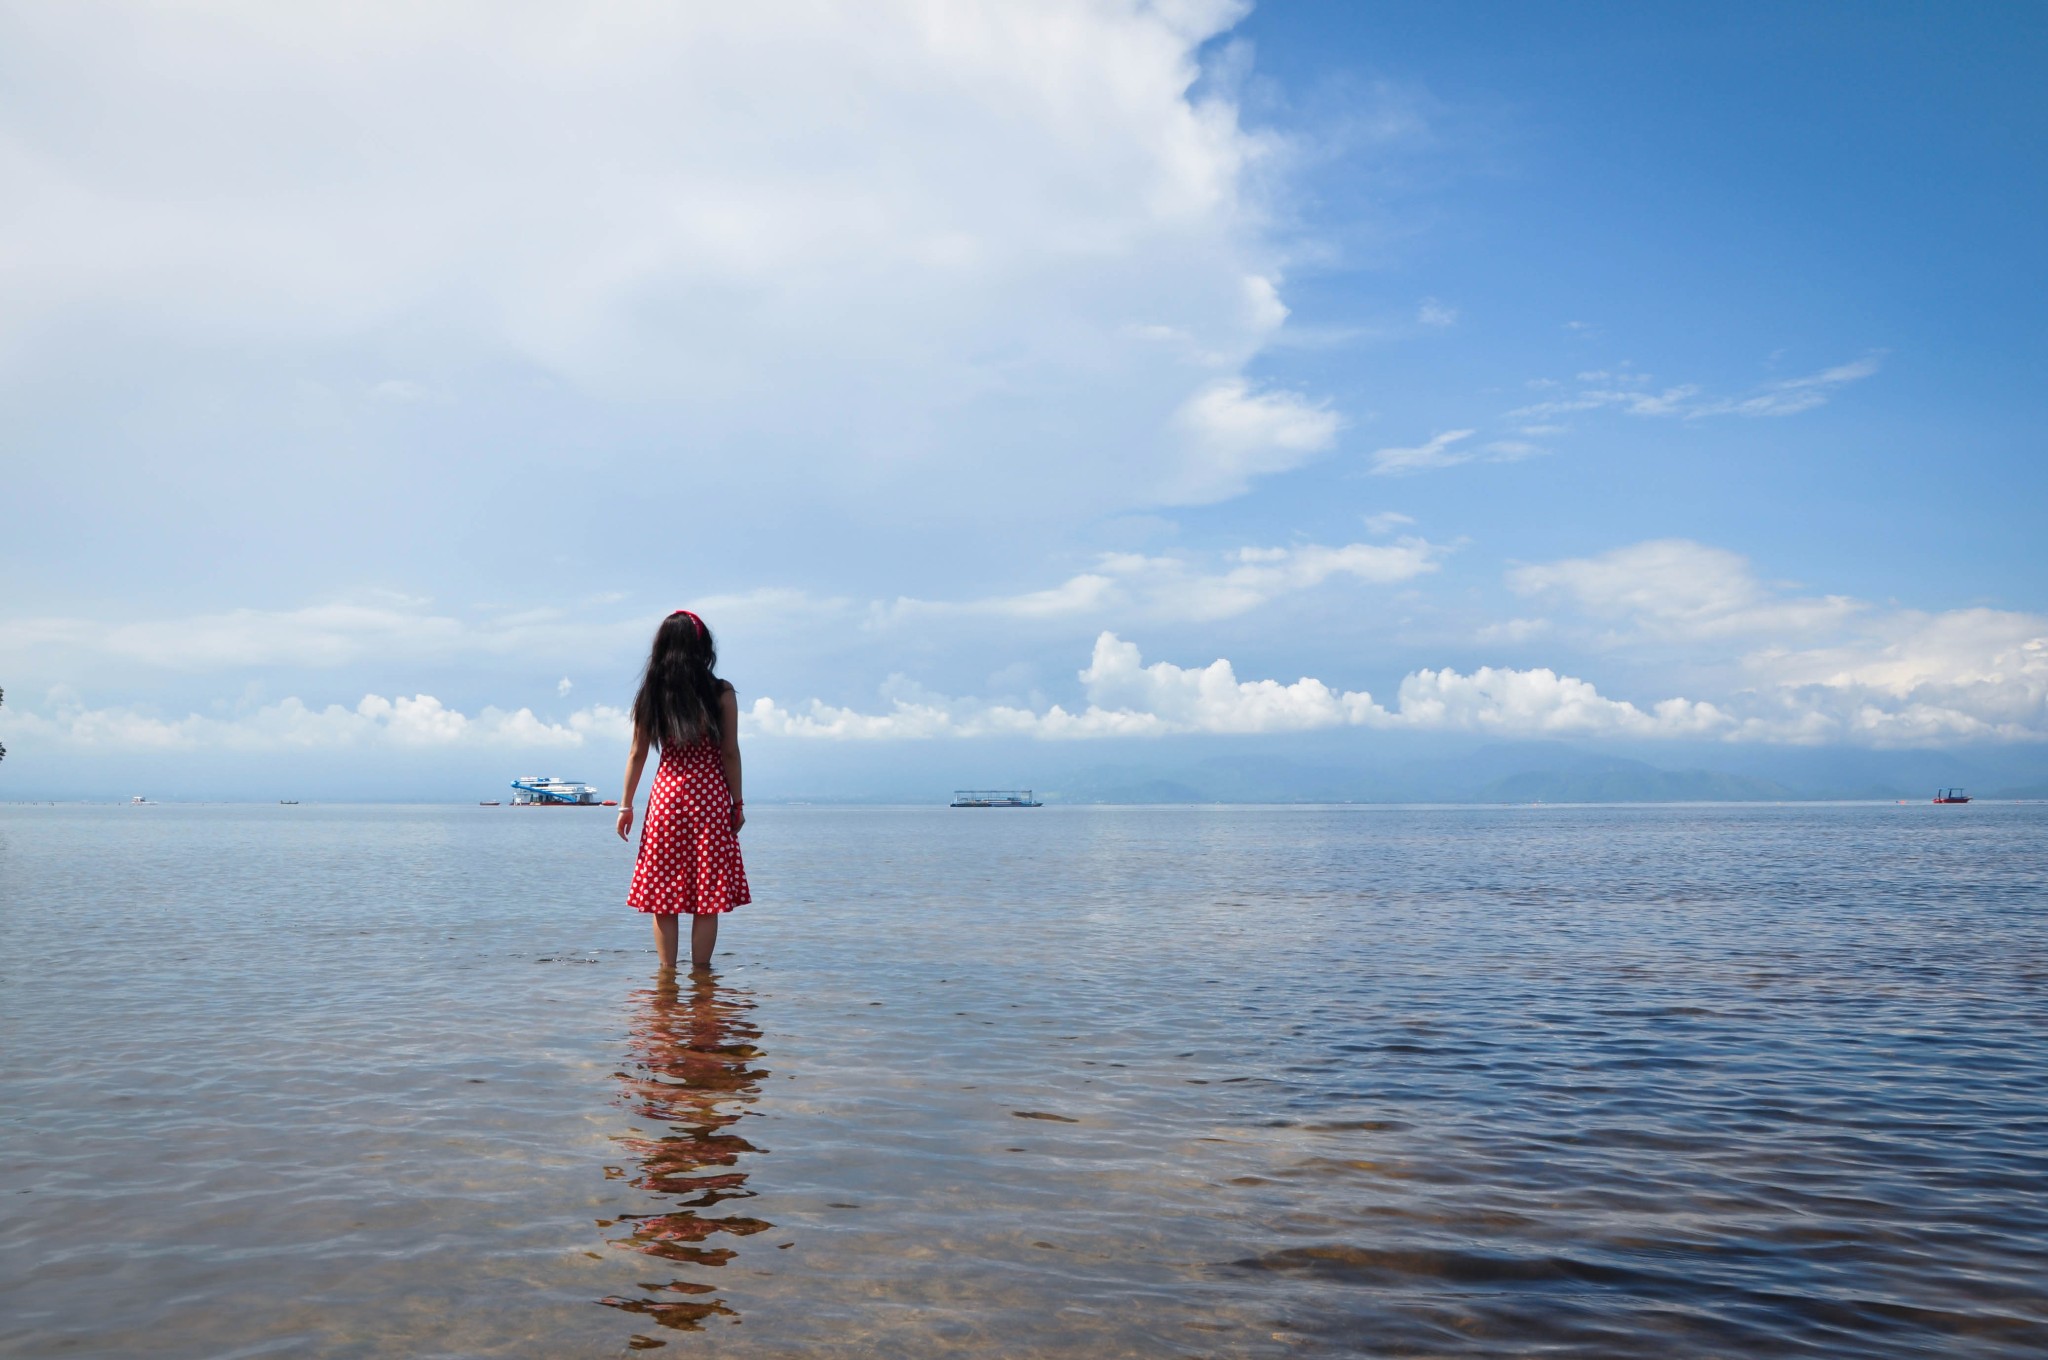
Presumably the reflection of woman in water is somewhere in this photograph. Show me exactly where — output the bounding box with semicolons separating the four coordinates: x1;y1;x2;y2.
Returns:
616;610;750;972
602;973;771;1335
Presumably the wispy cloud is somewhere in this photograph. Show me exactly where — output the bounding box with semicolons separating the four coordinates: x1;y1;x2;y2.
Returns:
1369;429;1539;476
1475;617;1550;644
0;590;831;673
1369;429;1475;475
1689;356;1884;417
9;692;630;752
884;539;1450;625
1416;297;1458;329
1509;356;1881;423
1509;538;1862;639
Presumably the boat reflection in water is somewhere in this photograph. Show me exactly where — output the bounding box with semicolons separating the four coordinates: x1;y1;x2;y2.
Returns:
600;973;771;1341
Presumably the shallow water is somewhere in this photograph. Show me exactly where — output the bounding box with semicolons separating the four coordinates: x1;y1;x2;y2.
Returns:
3;801;2046;1358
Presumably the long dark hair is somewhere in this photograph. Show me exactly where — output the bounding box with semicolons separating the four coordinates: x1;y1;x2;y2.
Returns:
632;611;727;749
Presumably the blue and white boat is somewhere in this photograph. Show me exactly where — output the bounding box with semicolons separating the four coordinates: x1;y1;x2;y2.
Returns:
511;776;603;805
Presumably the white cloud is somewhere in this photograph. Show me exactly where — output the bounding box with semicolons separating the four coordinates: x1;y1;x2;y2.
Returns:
5;602;466;670
886;538;1448;624
1389;666;1731;739
0;589;834;674
1362;511;1415;535
1475;617;1550;644
7;691;631;752
1508;356;1880;423
1369;429;1475;475
17;608;2041;753
1739;608;2048;744
1076;632;1384;732
557;677;574;697
1;0;1336;520
1694;357;1884;417
1416;297;1457;329
1509;539;1862;639
745;633;1735;741
747;622;2048;747
1509;538;2048;744
1165;378;1342;503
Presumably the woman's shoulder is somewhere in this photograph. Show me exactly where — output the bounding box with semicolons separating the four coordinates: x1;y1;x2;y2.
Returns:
717;678;735;696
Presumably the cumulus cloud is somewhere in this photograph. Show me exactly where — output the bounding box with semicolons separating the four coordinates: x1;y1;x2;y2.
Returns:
16;611;2041;752
1740;608;2048;744
745;633;1734;741
752;606;2048;747
885;538;1448;624
1;0;1336;524
1509;538;2048;744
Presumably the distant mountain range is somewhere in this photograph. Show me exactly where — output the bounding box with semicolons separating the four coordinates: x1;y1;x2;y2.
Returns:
1040;743;2048;805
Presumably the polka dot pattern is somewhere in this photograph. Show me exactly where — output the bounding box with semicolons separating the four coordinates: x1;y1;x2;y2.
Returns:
626;740;751;917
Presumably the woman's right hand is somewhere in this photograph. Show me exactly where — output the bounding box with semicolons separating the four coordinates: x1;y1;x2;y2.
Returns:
615;805;634;841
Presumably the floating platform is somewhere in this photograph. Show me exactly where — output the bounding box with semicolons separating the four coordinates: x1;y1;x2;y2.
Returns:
951;789;1042;807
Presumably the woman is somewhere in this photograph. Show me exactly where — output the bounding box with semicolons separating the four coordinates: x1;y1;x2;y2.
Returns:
616;609;750;970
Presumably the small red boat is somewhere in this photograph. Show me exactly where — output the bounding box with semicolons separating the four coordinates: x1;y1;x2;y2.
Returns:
1933;787;1971;804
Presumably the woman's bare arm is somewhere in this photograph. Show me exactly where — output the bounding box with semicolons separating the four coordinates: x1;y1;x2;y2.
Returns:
719;687;744;832
616;722;652;841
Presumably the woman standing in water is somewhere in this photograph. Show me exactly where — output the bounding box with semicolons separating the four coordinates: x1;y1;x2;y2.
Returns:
617;610;750;971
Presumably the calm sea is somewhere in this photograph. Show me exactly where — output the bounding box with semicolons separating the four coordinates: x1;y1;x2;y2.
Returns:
3;802;2046;1358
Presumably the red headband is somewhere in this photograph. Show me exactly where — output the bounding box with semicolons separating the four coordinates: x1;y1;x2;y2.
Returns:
670;609;704;638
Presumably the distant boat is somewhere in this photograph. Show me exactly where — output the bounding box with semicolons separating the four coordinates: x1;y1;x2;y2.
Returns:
1933;787;1972;804
479;800;501;806
129;795;148;805
951;789;1042;807
279;799;299;805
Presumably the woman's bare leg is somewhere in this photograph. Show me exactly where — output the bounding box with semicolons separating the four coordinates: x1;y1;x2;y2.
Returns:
691;914;719;971
652;914;680;971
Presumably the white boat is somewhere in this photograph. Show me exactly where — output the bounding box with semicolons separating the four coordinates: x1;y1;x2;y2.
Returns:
510;776;603;805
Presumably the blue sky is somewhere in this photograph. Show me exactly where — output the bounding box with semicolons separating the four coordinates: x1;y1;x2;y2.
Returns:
2;1;2043;797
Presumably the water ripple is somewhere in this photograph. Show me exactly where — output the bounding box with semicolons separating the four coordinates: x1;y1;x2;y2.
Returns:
3;801;2046;1356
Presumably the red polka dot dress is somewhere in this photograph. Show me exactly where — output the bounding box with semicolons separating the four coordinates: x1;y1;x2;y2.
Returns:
627;739;750;916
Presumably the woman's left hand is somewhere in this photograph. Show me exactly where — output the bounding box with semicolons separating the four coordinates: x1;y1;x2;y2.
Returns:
615;805;634;841
730;802;746;834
